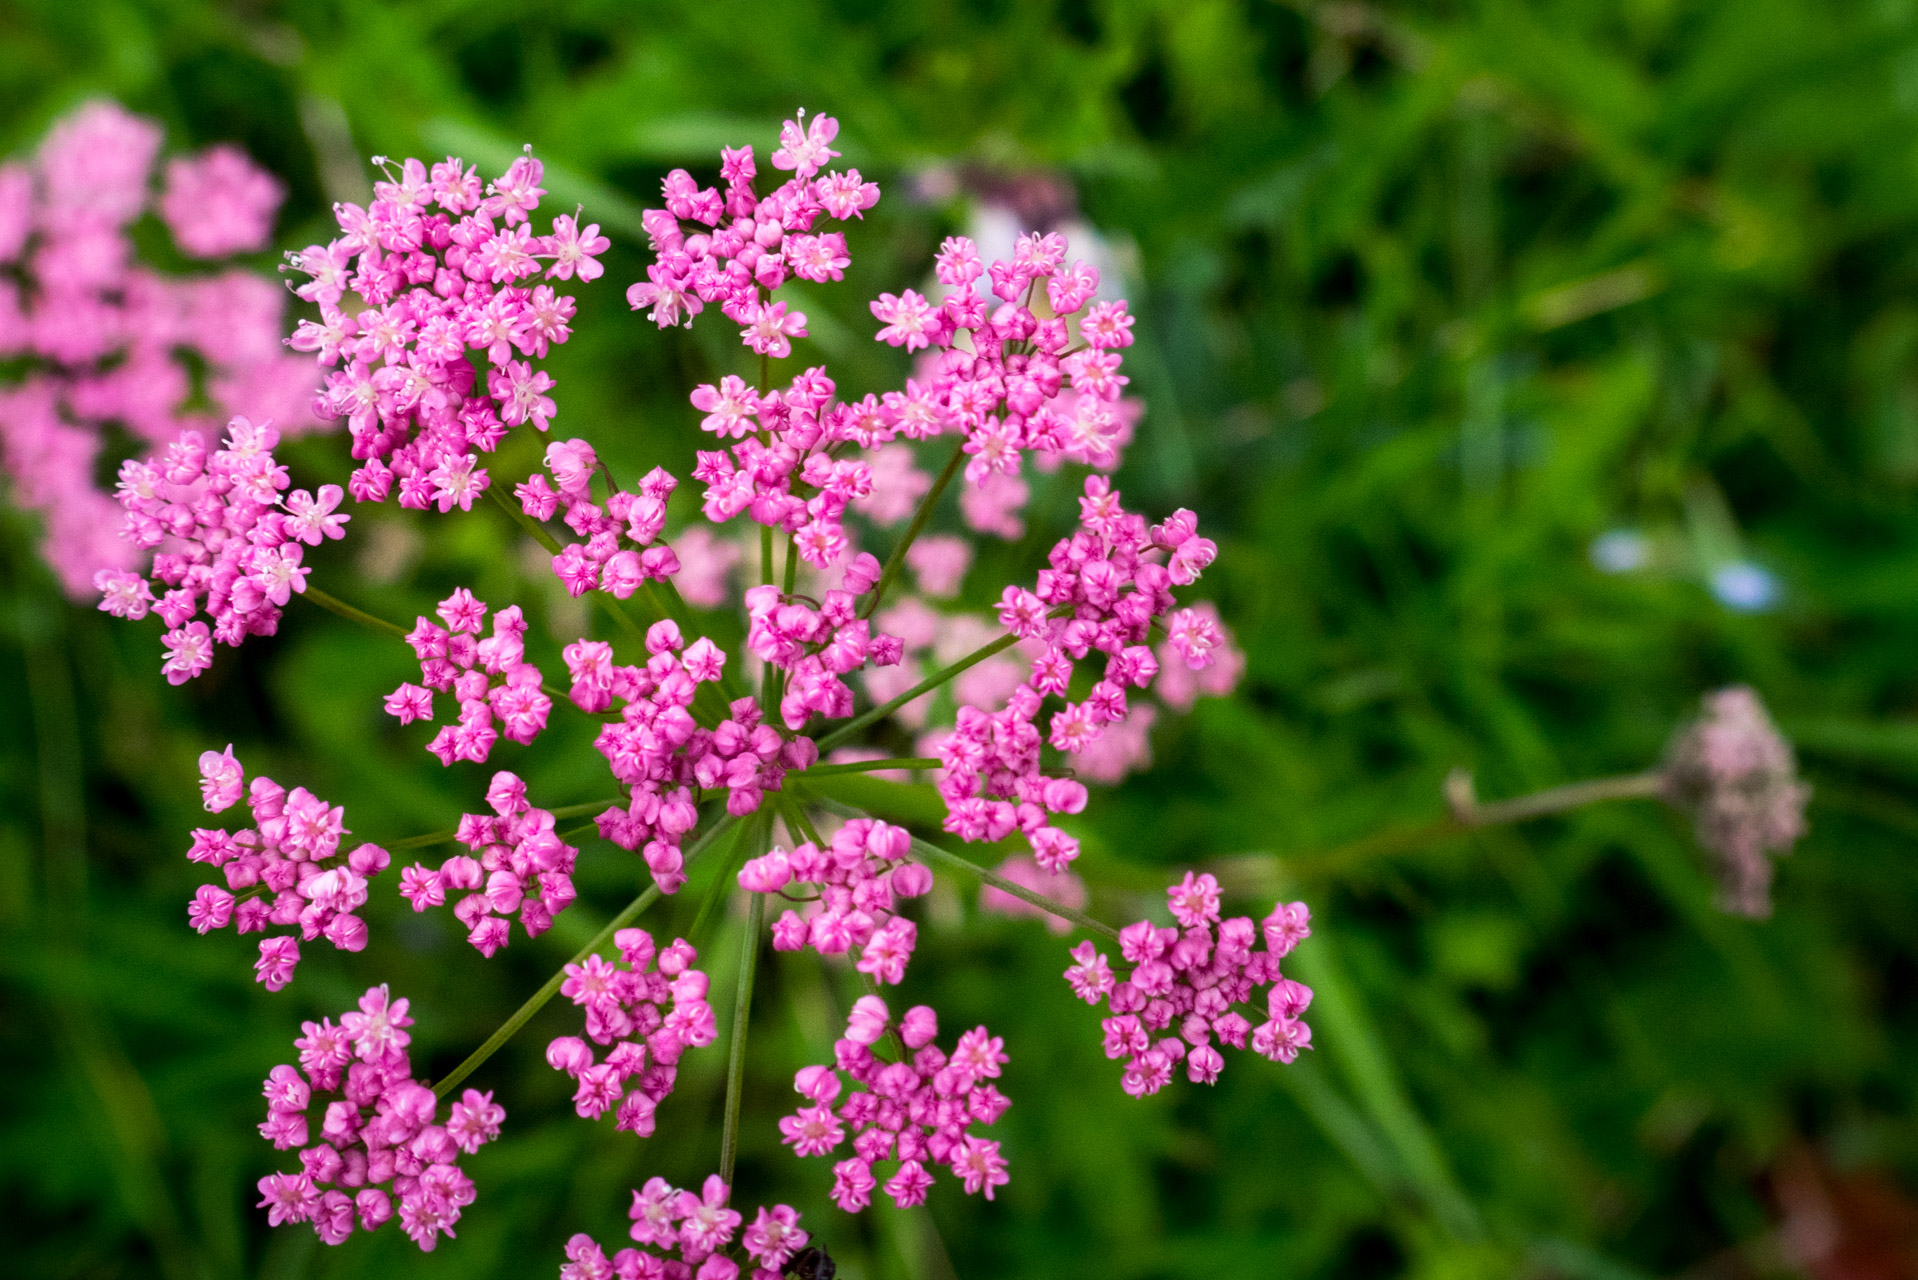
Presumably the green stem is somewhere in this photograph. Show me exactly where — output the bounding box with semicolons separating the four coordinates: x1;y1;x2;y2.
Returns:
430;812;738;1098
806;793;1117;940
797;757;940;778
486;483;655;641
718;890;766;1187
816;630;1023;753
1293;770;1667;877
303;585;407;639
862;441;966;619
907;834;1121;941
301;583;581;710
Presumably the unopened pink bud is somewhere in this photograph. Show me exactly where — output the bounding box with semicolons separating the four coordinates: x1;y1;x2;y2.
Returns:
847;994;890;1045
900;1005;939;1049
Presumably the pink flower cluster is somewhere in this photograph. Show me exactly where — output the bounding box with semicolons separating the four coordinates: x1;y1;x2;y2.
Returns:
564;1174;809;1280
0;100;318;597
520;437;683;598
743;561;909;732
743;817;932;983
183;744;386;991
255;985;504;1250
96;415;347;683
579;620;805;893
286;150;607;511
546;928;716;1137
781;995;1010;1210
1065;873;1314;1097
627;108;874;342
398;770;578;956
385;587;553;764
932;477;1216;871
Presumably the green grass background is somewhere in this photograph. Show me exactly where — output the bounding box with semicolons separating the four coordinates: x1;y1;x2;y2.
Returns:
4;1;1918;1277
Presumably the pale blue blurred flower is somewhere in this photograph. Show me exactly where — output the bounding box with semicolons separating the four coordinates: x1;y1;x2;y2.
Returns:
1709;561;1779;612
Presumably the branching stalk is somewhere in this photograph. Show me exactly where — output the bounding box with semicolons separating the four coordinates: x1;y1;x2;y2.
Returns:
816;630;1023;753
429;812;738;1098
387;798;625;852
906;834;1121;941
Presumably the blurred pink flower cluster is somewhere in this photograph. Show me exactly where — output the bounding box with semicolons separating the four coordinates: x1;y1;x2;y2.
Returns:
0;100;317;595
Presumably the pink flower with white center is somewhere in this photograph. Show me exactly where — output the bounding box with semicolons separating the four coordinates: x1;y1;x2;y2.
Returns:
1167;871;1222;928
817;168;880;220
491;361;557;429
689;375;760;439
949;1026;1009;1084
283;486;350;545
485;154;547;225
341;984;412;1060
1165;606;1224;669
1065;940;1116;1003
737;299;807;358
161;621;214;685
951;1136;1010;1200
779;1104;845;1156
629;1176;680;1248
199;744;245;812
257;1173;320;1227
787;230;851;281
870;289;934;350
743;1205;809;1270
544;214;609;282
1080;299;1135;349
771;109;840;180
674;1175;742;1259
429;453;488;513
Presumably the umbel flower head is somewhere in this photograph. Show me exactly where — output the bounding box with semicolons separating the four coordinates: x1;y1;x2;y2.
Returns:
1662;685;1811;918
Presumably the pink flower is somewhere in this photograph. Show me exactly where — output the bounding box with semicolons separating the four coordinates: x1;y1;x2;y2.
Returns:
545;214;610;282
870;289;934;351
771;110;840;180
951;1136;1010;1200
199;744;245;812
737;300;807;359
254;936;300;991
159;144;284;257
340;983;413;1060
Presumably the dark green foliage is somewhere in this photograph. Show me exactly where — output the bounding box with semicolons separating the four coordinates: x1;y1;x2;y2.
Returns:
4;1;1918;1277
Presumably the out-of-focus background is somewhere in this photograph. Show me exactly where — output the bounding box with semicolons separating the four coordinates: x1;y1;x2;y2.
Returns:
6;1;1918;1277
